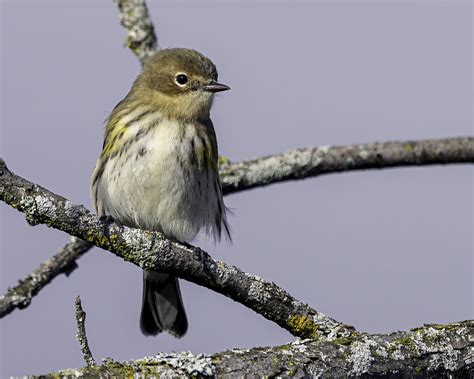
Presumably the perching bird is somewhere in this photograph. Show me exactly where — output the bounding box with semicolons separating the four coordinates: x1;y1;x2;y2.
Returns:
91;48;230;337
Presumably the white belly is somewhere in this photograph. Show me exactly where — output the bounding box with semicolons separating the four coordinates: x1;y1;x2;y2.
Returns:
94;118;219;242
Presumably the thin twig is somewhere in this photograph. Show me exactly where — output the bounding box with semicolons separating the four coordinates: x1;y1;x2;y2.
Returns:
75;296;96;367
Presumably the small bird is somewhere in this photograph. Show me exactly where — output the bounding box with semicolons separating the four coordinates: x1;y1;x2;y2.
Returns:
91;48;230;337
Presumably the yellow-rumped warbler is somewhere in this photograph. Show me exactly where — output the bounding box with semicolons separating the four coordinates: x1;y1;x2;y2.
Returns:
91;48;230;337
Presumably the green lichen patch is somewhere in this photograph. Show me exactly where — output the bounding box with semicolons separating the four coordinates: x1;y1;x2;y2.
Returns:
332;335;358;346
218;156;231;167
403;143;414;152
288;315;319;339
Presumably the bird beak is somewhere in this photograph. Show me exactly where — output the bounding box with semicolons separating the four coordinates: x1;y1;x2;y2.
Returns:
202;81;230;93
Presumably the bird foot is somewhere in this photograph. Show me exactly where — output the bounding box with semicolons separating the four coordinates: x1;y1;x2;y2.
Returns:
99;214;115;237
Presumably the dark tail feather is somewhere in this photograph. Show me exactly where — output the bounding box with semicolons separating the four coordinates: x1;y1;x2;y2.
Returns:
140;271;188;337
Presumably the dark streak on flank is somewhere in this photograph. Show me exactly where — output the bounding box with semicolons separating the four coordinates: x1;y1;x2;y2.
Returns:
135;146;147;161
190;138;197;166
217;193;223;216
214;213;222;237
135;129;144;140
201;137;210;172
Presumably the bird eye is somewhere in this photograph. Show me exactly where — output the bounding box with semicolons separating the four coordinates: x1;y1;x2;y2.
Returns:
175;74;188;86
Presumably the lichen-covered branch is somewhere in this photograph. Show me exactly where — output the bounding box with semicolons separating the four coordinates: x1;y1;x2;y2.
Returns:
30;320;473;378
0;158;354;340
220;137;474;195
0;237;90;318
1;136;473;320
75;296;96;367
114;0;158;65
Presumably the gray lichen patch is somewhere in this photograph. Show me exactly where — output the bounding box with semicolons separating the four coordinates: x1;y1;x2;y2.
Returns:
430;344;460;372
34;194;57;220
291;338;312;353
310;147;329;168
19;195;39;225
313;312;354;341
4;292;31;307
385;323;470;372
247;274;272;303
133;351;214;376
64;200;82;219
18;191;58;226
357;145;370;159
347;335;378;375
118;228;166;270
215;261;239;282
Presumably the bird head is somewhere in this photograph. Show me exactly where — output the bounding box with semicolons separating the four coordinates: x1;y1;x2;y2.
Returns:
132;48;230;121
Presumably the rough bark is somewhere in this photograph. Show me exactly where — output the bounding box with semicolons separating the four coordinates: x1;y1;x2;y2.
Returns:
114;0;157;65
0;157;354;340
1;137;472;320
30;320;474;378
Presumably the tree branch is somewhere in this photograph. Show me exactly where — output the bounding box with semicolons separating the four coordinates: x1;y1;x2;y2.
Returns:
114;0;158;65
75;296;96;367
1;136;472;319
0;157;354;340
0;237;90;318
30;320;474;377
220;137;474;195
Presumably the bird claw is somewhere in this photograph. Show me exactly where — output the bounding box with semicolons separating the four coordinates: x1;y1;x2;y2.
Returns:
99;214;115;237
99;215;115;223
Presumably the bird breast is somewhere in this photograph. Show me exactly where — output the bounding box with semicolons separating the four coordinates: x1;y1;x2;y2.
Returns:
94;114;220;242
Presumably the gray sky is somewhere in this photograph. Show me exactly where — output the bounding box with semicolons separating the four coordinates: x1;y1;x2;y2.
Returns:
1;0;472;377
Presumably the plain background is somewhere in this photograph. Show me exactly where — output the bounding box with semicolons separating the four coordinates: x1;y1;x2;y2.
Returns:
1;0;472;377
